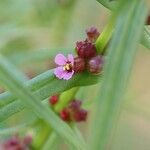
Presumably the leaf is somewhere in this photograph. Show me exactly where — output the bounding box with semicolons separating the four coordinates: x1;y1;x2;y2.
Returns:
0;55;86;150
0;122;30;135
0;69;55;107
0;69;100;122
8;49;71;65
42;132;59;150
89;0;148;150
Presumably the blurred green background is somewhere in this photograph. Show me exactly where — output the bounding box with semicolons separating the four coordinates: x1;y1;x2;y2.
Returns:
0;0;150;150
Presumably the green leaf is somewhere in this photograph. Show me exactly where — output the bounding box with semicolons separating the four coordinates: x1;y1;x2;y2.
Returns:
0;123;30;135
0;55;86;150
89;0;148;150
8;49;71;65
42;132;59;150
0;69;55;107
0;70;100;122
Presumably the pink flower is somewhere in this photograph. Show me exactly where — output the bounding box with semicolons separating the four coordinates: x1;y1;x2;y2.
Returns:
54;54;74;80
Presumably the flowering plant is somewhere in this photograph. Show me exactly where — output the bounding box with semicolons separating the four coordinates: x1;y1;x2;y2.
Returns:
0;0;149;150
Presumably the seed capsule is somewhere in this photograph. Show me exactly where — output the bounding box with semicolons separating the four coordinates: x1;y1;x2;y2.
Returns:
76;41;97;58
86;26;100;43
60;108;70;122
87;55;104;74
49;95;59;105
73;109;88;122
68;100;82;111
74;57;86;73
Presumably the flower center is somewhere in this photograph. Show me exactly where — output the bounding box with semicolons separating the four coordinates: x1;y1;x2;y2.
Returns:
63;63;72;72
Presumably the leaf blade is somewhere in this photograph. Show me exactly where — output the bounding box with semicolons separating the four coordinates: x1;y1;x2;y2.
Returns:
89;0;148;150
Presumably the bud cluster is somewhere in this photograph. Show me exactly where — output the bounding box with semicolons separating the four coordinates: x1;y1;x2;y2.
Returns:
60;100;88;122
49;95;87;123
2;134;32;150
73;27;104;74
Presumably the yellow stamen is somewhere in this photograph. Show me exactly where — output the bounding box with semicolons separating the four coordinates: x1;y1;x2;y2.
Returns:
63;63;72;71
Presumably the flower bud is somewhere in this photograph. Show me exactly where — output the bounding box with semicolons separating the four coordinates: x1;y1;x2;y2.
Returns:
60;108;70;122
73;109;88;122
86;27;100;43
3;136;21;149
2;135;32;150
68;100;82;111
76;41;97;58
49;95;59;105
73;57;86;73
87;55;104;74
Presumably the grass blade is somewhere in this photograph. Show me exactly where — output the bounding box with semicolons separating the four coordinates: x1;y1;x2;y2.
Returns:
89;0;147;150
0;71;100;122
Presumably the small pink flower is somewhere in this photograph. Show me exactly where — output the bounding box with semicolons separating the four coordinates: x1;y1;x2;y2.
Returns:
54;54;74;80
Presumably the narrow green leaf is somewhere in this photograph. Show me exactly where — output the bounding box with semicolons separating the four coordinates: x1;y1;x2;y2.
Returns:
0;71;100;122
42;132;59;150
0;123;30;135
90;0;147;150
0;55;86;150
8;49;71;65
0;69;55;107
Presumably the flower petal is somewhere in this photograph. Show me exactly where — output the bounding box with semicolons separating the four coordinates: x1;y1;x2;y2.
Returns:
67;54;74;65
62;70;74;80
55;54;67;66
54;67;65;79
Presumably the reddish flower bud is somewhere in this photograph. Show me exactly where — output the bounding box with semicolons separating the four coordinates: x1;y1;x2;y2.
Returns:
68;100;82;111
73;109;88;122
76;41;97;58
86;26;100;43
60;108;70;122
49;95;59;105
146;15;150;25
87;55;104;74
2;135;31;150
73;57;86;73
3;136;21;149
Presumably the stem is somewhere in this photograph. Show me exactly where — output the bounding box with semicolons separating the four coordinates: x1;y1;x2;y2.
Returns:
95;16;115;53
54;87;79;113
32;120;51;149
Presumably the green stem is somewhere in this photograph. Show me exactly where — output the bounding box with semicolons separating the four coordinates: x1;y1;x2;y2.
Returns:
95;16;115;53
32;120;51;149
54;87;79;113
